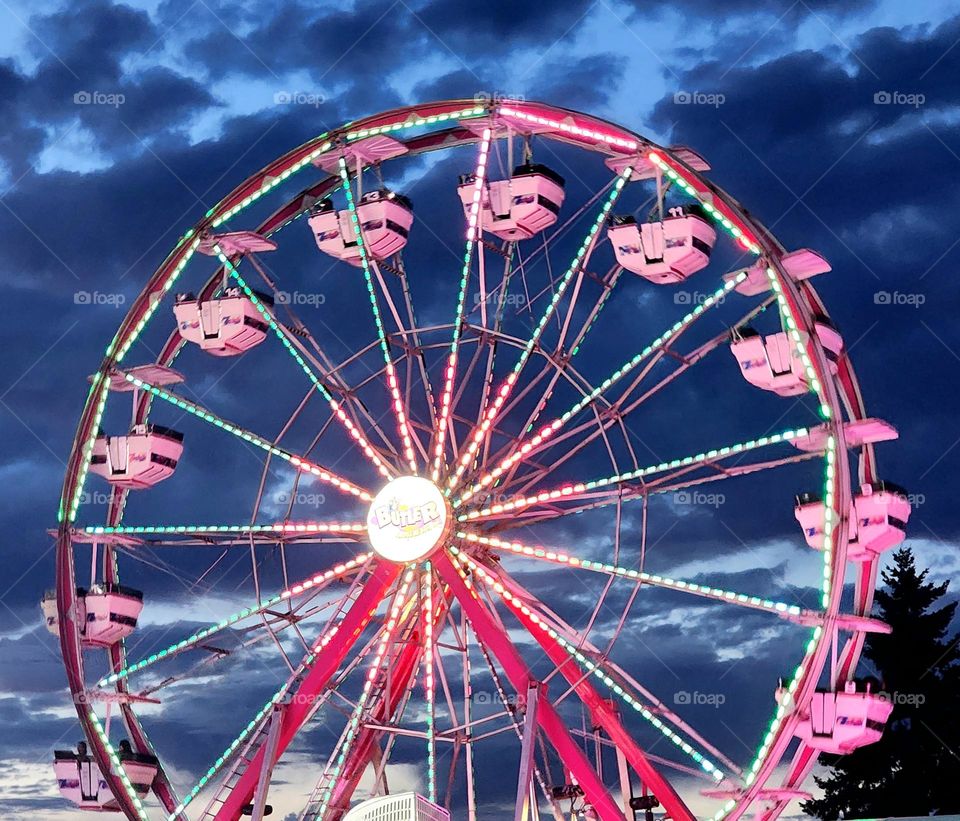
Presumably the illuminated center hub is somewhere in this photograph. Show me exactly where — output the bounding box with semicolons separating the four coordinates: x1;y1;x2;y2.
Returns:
366;476;450;563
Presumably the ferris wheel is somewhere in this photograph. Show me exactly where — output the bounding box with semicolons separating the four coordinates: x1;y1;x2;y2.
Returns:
47;99;911;821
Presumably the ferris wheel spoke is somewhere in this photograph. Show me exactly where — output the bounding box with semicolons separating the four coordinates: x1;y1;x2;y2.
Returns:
455;534;810;621
95;553;373;688
453;549;732;792
434;550;629;821
214;247;396;480
337;158;420;474
495;262;624;481
500;450;823;527
447;168;634;494
84;522;367;539
499;299;776;501
242;252;405;472
458;424;811;522
473;246;516;467
118;370;377;499
457;272;749;506
430;127;493;481
421;561;438;802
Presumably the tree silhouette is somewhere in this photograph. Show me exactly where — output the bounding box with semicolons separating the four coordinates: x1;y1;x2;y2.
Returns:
803;547;960;818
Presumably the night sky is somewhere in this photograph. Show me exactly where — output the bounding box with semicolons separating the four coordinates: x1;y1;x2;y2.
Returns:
2;1;959;819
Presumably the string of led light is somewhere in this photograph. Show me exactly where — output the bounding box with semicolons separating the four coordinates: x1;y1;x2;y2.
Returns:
423;561;437;802
96;554;369;687
459;425;810;521
84;522;366;536
432;127;493;481
337;157;419;474
456;273;747;505
457;533;804;618
119;371;374;501
215;246;395;480
446;167;634;492
87;710;151;821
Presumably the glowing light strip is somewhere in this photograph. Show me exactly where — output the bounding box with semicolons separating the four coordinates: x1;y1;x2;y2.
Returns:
311;567;417;819
423;562;437;802
168;624;343;819
448;167;634;492
96;554;371;687
216;247;394;479
211;142;332;227
337;158;419;474
451;549;725;781
457;274;745;505
210;105;487;228
570;267;624;358
84;522;366;536
498;106;639;151
459;426;809;521
344;106;486;143
120;372;374;501
458;533;802;617
87;710;150;820
432;127;493;481
647;152;761;255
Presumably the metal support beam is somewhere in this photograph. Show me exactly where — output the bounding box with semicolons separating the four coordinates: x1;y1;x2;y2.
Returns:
251;702;286;820
514;681;542;821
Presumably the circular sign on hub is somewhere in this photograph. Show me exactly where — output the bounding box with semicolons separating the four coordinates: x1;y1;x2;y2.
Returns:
366;476;450;563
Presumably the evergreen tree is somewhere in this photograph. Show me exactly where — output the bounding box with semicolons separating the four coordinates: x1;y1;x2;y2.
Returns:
803;547;960;819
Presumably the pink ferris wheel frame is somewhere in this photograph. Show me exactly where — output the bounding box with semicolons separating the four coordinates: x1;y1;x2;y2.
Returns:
53;98;891;821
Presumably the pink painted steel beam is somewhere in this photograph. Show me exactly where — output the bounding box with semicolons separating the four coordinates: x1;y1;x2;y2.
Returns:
433;552;627;821
214;560;400;821
493;564;696;821
326;585;455;819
